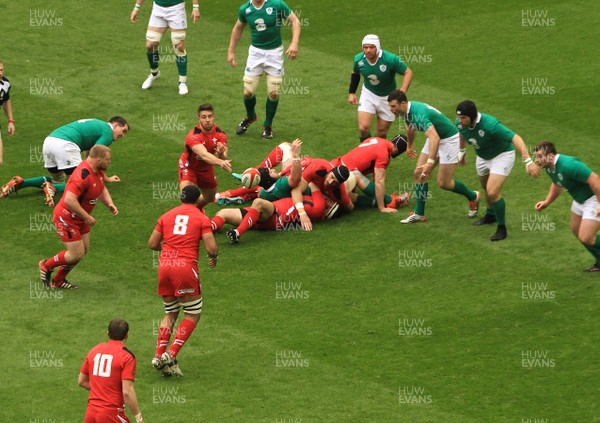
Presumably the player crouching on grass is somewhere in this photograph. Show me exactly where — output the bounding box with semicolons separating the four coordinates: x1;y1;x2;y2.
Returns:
148;185;219;376
39;145;118;289
533;141;600;272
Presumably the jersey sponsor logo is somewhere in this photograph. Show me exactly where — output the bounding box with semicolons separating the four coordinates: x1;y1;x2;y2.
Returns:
266;7;273;14
89;198;98;205
379;64;387;72
177;288;196;295
478;130;485;137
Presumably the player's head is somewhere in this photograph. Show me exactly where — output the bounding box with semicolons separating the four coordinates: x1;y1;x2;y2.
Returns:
390;134;408;158
197;103;215;132
89;145;112;170
387;90;408;116
456;100;478;127
324;197;343;219
325;165;350;187
180;184;201;204
107;317;129;341
257;167;278;189
533;141;557;168
109;116;129;140
362;34;381;58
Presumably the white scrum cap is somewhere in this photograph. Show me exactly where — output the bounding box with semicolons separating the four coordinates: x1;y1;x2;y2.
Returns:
362;34;381;53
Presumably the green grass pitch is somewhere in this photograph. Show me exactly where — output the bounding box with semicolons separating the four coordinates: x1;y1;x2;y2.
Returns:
1;1;598;421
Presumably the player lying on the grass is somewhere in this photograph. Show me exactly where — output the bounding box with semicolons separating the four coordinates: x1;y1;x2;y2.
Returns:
456;100;541;241
0;117;127;207
148;185;219;376
331;134;408;212
179;103;232;210
344;168;408;211
533;141;600;272
39;145;118;289
79;318;144;423
387;90;480;224
291;159;351;231
211;183;333;244
215;139;304;205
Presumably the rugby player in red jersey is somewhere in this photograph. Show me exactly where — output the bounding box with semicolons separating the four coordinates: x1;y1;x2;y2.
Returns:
38;145;118;289
148;184;218;376
79;318;144;423
179;103;233;209
331;135;408;212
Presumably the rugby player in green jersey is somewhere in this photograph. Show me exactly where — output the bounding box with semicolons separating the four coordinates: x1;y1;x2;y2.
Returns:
456;100;541;241
534;141;600;272
131;0;200;95
228;0;301;139
349;35;412;143
0;117;128;207
387;90;479;224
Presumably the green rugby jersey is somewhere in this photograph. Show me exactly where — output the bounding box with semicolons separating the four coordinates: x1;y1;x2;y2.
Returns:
404;101;458;139
545;154;594;204
456;113;516;160
353;50;408;97
238;0;292;50
154;0;185;7
49;119;114;150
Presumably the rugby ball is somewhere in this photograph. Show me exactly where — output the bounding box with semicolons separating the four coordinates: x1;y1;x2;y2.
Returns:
241;167;261;189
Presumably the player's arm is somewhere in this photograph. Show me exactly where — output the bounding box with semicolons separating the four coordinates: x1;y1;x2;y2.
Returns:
535;182;563;211
291;178;312;231
227;20;246;67
148;230;163;251
374;167;396;213
511;134;541;178
64;191;96;226
399;66;413;93
98;186;118;216
215;142;228;160
2;100;15;135
130;0;146;23
348;72;360;105
77;372;90;391
191;0;200;24
122;379;144;423
587;172;600;203
285;12;301;60
418;125;439;176
202;231;219;268
191;144;232;172
288;139;303;188
458;133;467;165
405;123;417;159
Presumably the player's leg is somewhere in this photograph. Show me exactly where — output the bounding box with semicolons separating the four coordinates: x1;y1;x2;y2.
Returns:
573;199;600;271
357;112;375;142
261;47;284;139
474;170;496;226
374;97;395;139
353;170;408;209
153;292;180;375
236;45;263;135
375;117;393;139
211;208;244;231
165;294;202;361
484;173;509;241
228;198;274;243
197;187;216;210
401;152;429;223
50;231;89;288
215;187;259;205
436;136;479;217
259;142;289;168
40;236;85;289
171;30;188;94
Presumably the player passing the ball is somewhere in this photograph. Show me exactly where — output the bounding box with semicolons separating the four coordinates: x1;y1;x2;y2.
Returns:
533;141;600;272
148;185;219;376
38;145;119;289
78;318;144;423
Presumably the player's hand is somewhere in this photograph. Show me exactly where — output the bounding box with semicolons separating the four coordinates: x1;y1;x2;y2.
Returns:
527;163;542;178
7;122;15;136
407;147;417;160
416;163;433;181
191;9;200;24
348;94;358;105
215;142;226;157
207;256;217;268
220;160;233;173
286;43;298;60
108;204;119;216
380;207;398;214
534;201;548;211
299;213;312;231
227;52;236;67
84;215;97;227
130;9;139;23
106;175;121;183
291;139;302;155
